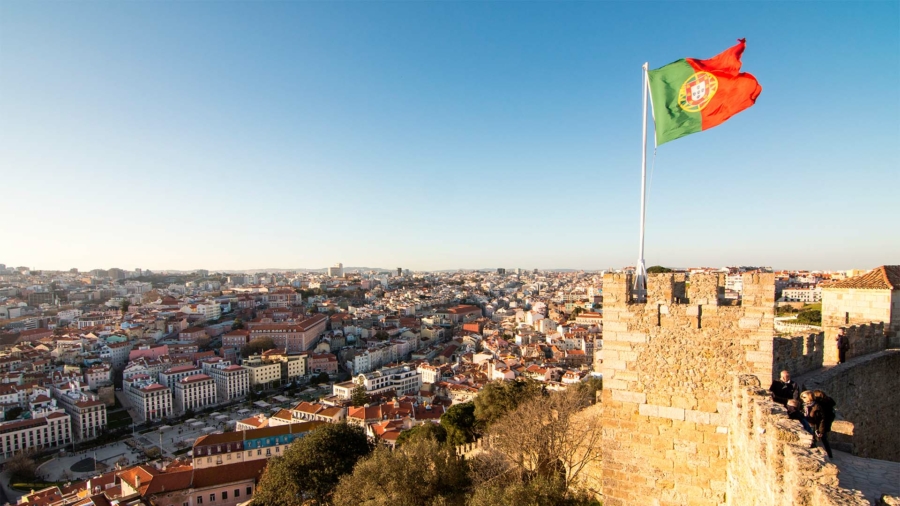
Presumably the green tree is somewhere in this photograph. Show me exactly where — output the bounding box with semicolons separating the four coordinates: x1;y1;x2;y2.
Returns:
468;476;598;506
473;379;543;429
7;450;39;480
241;337;276;357
480;386;601;490
332;438;469;506
350;385;369;407
254;423;373;506
4;406;23;421
374;330;390;341
440;401;477;446
573;376;603;401
395;423;447;447
120;299;130;314
232;318;245;330
646;265;673;274
796;309;822;326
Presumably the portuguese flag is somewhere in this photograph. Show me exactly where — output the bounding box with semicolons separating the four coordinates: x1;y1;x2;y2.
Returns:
649;39;762;145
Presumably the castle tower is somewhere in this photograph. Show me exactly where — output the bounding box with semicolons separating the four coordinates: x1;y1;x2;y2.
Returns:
599;272;776;506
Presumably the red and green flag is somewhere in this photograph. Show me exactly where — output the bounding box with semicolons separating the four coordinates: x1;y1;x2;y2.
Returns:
648;39;762;145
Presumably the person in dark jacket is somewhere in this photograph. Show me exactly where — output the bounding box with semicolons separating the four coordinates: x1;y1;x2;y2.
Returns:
802;390;835;458
836;329;849;364
769;370;800;405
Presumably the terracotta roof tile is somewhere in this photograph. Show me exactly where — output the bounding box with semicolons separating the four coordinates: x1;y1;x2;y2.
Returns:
824;265;900;290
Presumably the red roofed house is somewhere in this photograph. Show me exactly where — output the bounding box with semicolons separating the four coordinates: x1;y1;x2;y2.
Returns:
118;459;267;506
179;327;208;342
443;305;483;324
308;353;338;375
822;265;900;352
247;314;327;353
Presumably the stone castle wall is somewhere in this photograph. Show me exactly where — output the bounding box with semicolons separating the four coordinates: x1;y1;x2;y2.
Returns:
599;272;776;506
773;322;887;378
773;332;825;378
799;350;900;462
823;322;888;365
822;287;899;348
597;272;898;505
727;375;868;506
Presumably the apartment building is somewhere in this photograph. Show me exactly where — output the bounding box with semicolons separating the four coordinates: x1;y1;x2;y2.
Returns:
336;364;422;399
83;363;112;389
308;353;337;375
247;314;327;353
71;400;107;441
192;422;324;469
206;364;250;403
781;286;823;303
124;376;173;422
159;364;203;389
222;329;251;351
99;342;132;368
242;356;283;388
0;411;71;459
173;374;216;413
266;289;302;308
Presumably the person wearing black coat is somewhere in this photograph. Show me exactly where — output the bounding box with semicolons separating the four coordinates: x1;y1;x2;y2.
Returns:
802;390;835;458
769;370;800;405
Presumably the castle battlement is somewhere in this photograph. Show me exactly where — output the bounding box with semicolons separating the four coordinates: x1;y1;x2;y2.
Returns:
596;270;900;505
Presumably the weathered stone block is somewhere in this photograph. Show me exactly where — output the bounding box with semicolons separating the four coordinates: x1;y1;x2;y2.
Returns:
612;390;647;404
686;410;711;425
659;406;686;421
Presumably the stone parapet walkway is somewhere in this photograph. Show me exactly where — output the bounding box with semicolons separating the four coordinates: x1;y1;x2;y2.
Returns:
830;449;900;505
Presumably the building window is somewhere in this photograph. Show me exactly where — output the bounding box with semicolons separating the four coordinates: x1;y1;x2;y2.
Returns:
247;486;252;495
210;493;216;501
197;497;203;504
222;491;228;500
235;489;240;497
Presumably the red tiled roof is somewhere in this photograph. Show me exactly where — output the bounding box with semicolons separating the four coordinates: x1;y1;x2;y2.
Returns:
824;266;900;290
181;374;211;383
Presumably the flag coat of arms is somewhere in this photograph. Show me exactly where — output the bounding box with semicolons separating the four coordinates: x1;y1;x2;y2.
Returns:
648;39;762;145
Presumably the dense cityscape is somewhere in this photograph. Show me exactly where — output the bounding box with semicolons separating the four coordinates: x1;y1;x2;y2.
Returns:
2;0;898;504
0;261;892;505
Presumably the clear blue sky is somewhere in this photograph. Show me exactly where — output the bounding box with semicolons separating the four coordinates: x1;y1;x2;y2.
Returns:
1;1;897;272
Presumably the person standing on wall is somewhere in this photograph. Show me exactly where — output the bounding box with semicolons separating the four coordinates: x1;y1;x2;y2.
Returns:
769;370;800;405
836;329;849;364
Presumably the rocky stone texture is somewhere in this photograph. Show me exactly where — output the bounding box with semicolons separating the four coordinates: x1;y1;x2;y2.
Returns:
597;271;897;506
822;287;899;349
727;375;869;506
599;272;776;506
774;332;824;377
797;350;900;462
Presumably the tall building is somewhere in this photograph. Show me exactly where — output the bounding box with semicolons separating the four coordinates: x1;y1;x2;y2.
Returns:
328;263;344;278
397;267;402;277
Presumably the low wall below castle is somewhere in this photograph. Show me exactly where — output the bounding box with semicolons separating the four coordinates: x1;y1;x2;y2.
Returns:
799;350;900;462
727;375;868;506
774;332;824;378
824;322;887;364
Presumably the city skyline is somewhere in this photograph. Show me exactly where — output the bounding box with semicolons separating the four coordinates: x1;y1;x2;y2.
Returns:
1;2;898;271
0;261;889;275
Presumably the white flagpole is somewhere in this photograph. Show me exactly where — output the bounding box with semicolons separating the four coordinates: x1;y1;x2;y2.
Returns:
635;62;649;301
